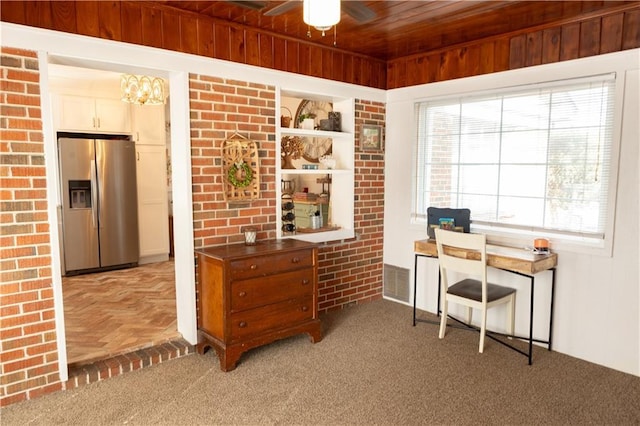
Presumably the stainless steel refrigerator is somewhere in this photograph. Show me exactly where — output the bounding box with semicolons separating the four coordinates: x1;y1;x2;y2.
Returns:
58;135;139;275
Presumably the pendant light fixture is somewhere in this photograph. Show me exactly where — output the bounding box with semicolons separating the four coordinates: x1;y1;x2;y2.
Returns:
303;0;341;36
120;74;165;105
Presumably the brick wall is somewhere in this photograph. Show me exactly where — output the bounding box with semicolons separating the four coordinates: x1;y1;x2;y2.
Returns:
316;100;386;312
189;74;277;248
189;78;386;313
0;47;61;406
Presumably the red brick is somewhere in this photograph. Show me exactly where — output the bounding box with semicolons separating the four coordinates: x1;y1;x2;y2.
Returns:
28;382;63;400
3;355;45;374
22;320;55;335
0;392;28;407
0;312;40;328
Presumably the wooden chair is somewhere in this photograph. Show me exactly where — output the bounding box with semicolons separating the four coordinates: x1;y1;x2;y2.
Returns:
435;228;516;353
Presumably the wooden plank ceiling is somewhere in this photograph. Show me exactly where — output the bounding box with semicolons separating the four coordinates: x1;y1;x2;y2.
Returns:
158;0;636;60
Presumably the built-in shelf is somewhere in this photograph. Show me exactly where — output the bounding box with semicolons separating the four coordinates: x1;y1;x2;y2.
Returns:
277;90;355;243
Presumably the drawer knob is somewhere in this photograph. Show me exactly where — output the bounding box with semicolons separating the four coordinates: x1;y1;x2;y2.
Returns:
301;279;310;285
239;321;247;328
238;291;247;297
301;306;309;312
292;257;300;263
250;264;258;270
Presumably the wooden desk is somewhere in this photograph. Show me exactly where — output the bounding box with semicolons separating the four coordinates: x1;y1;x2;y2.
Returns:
413;239;557;364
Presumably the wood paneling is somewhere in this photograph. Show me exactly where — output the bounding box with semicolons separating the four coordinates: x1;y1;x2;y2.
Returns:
1;1;638;90
141;5;163;49
121;2;143;45
75;1;99;38
542;28;561;64
162;11;181;53
197;17;214;58
387;9;640;89
97;0;122;41
50;1;77;34
622;9;640;49
180;15;199;55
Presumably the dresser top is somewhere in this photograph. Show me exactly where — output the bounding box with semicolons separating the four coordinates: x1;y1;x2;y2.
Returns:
196;239;317;260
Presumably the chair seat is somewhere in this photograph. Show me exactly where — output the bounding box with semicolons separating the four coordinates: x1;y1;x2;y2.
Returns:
448;278;516;303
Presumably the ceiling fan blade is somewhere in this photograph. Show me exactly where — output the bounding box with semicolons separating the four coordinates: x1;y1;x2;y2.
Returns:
342;1;376;23
226;1;268;11
264;1;301;17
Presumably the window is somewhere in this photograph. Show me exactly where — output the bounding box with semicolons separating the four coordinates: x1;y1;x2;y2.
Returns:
413;74;616;244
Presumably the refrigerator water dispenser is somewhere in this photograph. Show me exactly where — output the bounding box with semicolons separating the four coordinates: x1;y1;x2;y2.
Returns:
69;180;92;209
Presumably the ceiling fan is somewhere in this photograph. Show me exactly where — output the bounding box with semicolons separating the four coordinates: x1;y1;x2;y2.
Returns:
226;1;377;24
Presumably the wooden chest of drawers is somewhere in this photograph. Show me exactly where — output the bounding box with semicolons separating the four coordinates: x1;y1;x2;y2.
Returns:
196;239;322;371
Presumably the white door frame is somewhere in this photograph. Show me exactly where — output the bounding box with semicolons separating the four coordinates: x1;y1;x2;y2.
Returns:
38;55;196;382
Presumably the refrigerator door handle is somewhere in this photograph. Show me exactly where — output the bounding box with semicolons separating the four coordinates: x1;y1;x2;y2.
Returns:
90;159;98;229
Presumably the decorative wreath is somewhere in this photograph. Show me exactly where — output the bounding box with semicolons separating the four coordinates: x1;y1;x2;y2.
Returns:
228;162;253;188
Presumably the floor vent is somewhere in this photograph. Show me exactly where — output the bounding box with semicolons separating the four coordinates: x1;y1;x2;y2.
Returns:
383;264;410;303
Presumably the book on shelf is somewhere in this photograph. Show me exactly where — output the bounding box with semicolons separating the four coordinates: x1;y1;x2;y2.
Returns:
293;192;318;202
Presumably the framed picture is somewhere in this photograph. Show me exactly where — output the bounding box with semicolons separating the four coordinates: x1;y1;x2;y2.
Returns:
361;124;383;151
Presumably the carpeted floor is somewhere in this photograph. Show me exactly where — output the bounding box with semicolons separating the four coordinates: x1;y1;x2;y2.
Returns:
2;299;639;425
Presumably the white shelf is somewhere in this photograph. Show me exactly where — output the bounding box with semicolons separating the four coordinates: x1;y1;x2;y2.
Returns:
280;127;353;139
281;169;352;175
284;228;354;243
277;91;355;243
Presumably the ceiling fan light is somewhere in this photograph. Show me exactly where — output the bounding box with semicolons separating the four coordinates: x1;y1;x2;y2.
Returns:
303;0;340;31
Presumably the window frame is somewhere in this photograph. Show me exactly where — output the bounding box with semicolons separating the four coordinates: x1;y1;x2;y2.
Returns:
411;73;625;257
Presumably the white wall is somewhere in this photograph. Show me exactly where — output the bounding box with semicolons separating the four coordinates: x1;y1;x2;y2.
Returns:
384;50;640;376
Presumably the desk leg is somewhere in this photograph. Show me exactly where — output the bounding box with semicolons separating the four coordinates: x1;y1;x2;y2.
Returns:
528;275;535;366
413;254;418;326
549;268;556;351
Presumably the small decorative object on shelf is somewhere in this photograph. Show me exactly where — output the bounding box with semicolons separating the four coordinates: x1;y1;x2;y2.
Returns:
281;179;296;195
329;111;341;131
302;164;319;170
300;115;316;130
319;155;336;169
281;135;304;169
295;99;333;130
281;199;296;235
281;106;292;128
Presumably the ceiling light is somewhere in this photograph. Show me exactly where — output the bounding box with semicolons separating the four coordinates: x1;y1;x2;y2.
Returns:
120;74;165;105
303;0;340;35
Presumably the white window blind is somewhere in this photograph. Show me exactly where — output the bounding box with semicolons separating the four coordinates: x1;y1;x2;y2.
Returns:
414;74;616;239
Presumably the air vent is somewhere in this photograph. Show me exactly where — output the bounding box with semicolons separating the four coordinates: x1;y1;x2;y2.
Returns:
383;264;410;303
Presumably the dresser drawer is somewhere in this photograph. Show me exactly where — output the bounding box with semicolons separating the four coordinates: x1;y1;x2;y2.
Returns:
230;296;314;342
229;249;313;280
231;268;314;313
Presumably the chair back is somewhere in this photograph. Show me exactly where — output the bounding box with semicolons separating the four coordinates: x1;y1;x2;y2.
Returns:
434;229;488;295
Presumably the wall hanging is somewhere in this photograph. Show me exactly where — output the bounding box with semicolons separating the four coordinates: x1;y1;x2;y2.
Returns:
222;133;260;201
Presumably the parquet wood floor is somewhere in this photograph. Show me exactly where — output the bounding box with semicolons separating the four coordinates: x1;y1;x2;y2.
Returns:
63;260;180;365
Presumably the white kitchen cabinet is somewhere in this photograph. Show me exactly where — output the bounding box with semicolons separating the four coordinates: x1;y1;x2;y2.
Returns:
131;104;166;144
135;144;169;262
277;91;355;243
54;94;131;133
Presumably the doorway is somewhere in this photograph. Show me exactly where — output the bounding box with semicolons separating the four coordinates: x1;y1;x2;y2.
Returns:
47;63;180;366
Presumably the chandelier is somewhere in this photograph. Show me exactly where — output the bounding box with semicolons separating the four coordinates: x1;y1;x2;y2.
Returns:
303;0;340;36
120;74;165;105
